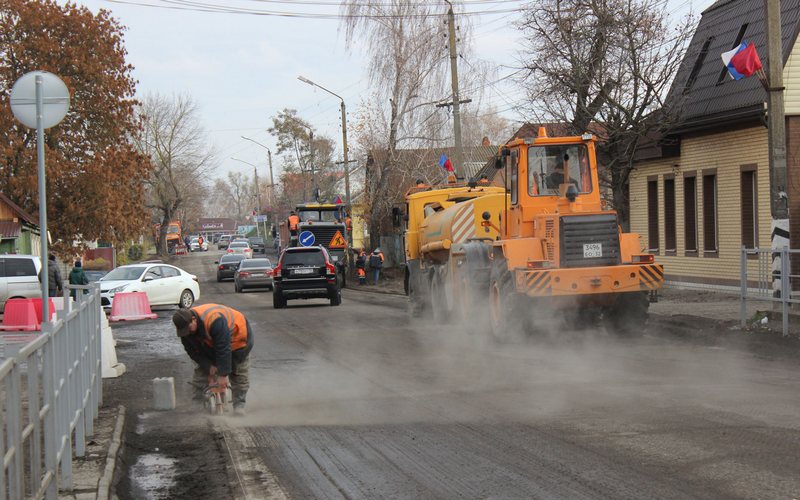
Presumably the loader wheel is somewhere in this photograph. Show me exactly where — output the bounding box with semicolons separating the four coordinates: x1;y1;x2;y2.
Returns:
408;279;427;318
489;258;528;341
430;272;450;324
603;292;649;337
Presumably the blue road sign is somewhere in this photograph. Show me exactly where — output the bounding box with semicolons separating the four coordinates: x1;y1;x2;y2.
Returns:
299;230;315;247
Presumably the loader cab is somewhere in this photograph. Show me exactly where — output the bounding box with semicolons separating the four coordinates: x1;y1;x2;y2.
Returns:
498;129;603;239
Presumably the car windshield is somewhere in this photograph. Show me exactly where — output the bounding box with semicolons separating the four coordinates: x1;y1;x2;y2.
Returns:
240;259;271;268
248;238;264;244
102;266;146;281
220;255;245;263
283;250;324;267
230;242;249;248
191;238;199;243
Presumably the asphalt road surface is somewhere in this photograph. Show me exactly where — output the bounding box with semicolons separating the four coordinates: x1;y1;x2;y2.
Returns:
106;250;800;499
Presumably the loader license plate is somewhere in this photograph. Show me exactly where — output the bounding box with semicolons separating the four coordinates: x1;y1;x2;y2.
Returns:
583;243;603;258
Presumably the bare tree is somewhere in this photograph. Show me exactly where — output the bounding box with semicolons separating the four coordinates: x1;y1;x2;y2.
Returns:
268;108;336;202
517;0;693;224
341;1;451;248
133;93;216;255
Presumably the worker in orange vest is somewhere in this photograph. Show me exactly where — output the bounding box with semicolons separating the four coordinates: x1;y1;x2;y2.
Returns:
287;211;300;244
369;248;385;285
173;304;254;415
356;249;367;285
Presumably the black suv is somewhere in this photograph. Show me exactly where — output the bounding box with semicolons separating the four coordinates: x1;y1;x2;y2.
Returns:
272;246;341;308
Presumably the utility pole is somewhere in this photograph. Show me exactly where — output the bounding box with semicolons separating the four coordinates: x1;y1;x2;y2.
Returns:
309;130;317;202
341;100;351;207
766;0;790;298
268;148;275;208
253;166;262;238
445;0;464;180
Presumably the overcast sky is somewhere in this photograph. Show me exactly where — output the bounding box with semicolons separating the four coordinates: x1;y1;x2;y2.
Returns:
68;0;711;184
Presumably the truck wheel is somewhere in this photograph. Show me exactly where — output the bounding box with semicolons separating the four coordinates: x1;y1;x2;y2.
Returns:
430;272;450;324
603;292;648;336
489;258;528;340
273;290;287;309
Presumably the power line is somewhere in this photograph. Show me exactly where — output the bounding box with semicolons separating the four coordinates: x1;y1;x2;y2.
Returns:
106;0;524;18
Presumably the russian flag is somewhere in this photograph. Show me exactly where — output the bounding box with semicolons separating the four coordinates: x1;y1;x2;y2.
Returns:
721;42;763;81
438;153;454;172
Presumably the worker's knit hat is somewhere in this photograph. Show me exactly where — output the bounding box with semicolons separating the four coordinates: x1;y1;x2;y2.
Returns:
172;309;195;337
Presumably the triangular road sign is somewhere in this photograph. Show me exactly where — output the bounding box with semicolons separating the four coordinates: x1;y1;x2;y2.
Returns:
329;230;347;248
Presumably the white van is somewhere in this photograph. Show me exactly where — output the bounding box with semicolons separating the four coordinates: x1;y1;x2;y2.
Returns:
0;255;42;313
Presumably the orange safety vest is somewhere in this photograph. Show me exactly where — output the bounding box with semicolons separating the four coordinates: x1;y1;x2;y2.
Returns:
193;303;249;351
288;215;300;231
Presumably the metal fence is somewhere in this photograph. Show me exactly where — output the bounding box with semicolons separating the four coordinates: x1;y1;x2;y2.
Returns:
0;285;102;499
740;247;800;336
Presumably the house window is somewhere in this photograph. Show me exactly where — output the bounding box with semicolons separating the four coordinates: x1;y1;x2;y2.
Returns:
664;177;676;253
741;168;758;249
684;175;697;253
647;178;659;252
703;173;718;253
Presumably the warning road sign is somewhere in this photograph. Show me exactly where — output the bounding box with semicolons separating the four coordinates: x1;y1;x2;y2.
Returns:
328;230;347;248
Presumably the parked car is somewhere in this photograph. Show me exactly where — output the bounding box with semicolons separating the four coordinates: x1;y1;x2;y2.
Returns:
234;258;273;292
272;246;341;308
0;254;42;313
247;237;266;255
218;234;233;250
189;237;209;252
99;263;199;309
216;254;246;282
227;241;253;259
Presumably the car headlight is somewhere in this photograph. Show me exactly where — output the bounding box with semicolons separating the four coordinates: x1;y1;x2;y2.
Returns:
109;285;128;294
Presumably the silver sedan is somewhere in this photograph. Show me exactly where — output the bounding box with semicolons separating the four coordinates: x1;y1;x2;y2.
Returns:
234;258;273;292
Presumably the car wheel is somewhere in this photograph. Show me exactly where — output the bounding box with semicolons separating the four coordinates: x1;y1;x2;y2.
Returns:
216;274;222;282
273;290;287;309
179;289;194;308
235;283;242;293
330;288;342;306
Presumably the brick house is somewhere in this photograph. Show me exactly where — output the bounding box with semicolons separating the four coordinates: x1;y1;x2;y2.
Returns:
629;0;800;288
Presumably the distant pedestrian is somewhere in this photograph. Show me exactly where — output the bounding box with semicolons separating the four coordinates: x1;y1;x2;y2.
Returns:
369;248;384;285
68;260;89;299
42;254;63;297
356;249;367;285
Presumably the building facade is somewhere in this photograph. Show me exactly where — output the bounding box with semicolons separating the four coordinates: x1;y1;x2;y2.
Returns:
630;0;800;288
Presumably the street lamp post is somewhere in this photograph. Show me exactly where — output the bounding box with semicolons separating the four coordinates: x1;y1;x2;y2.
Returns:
297;76;351;209
231;157;263;238
241;136;276;212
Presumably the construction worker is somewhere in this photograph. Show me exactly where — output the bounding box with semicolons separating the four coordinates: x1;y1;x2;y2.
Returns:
369;248;385;285
356;249;367;285
478;174;491;185
172;304;254;416
415;179;426;188
287;211;300;245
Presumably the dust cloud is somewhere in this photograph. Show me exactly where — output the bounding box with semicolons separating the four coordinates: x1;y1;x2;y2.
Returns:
226;296;782;431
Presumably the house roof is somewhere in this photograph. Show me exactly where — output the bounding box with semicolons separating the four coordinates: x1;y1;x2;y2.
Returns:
0;192;37;226
665;0;800;132
0;221;21;239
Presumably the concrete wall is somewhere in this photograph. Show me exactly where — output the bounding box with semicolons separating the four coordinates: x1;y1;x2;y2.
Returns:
630;126;771;286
